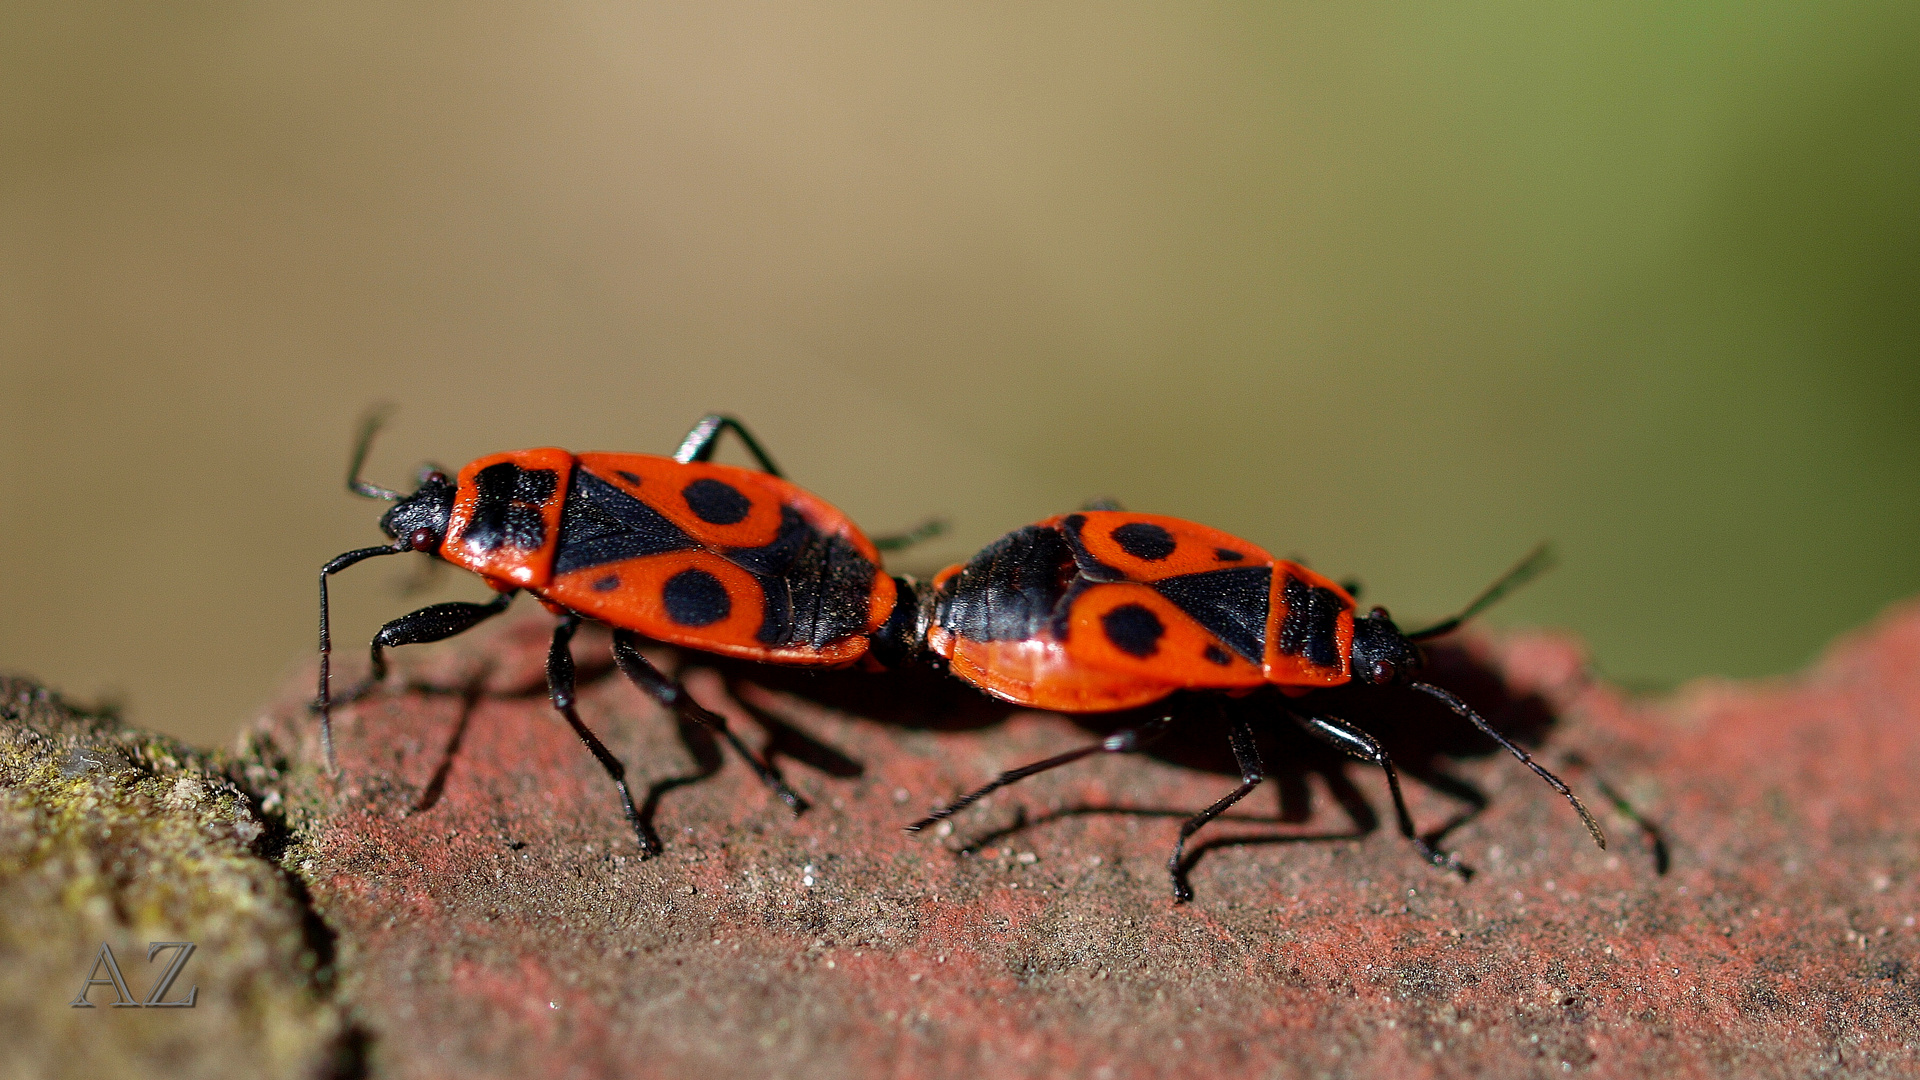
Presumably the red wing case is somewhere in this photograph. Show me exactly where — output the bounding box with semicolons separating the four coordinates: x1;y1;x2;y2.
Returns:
536;454;893;664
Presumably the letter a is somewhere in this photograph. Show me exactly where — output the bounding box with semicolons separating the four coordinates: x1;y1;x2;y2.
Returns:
69;943;139;1007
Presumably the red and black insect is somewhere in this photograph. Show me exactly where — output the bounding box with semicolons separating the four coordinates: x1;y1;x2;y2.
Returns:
880;510;1605;901
318;412;931;853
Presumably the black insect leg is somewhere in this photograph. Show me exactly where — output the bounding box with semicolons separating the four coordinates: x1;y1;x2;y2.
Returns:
904;713;1177;832
316;542;407;774
334;591;517;710
672;414;784;476
548;616;654;855
1395;766;1487;860
871;517;949;553
1168;713;1264;904
1290;711;1455;873
674;414;946;555
609;630;809;813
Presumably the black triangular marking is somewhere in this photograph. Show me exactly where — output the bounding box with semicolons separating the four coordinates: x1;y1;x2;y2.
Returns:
1151;566;1272;666
552;469;699;574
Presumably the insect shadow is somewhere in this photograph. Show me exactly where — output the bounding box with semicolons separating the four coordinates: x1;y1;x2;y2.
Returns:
396;631;1664;883
751;636;1664;887
391;634;871;853
716;636;1670;887
902;639;1551;887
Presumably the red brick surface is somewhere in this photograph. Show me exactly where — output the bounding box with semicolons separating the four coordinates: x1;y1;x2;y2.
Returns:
250;604;1920;1079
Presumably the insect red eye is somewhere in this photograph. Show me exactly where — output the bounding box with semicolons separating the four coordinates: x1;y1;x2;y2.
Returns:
424;471;448;486
1370;606;1391;620
408;528;438;552
1369;659;1396;684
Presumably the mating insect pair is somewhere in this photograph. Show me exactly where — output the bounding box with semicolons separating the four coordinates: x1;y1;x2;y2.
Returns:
318;414;1603;899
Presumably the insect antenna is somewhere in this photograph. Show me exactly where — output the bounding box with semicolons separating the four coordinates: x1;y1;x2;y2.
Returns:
905;714;1177;832
1406;541;1554;641
347;405;405;501
1408;681;1605;850
906;744;1110;831
316;542;409;773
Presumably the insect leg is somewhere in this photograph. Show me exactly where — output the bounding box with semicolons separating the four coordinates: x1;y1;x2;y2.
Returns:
335;591;517;708
1167;713;1264;903
1289;710;1453;871
609;630;809;814
673;415;946;552
671;414;784;477
903;713;1178;832
871;517;949;553
547;616;654;855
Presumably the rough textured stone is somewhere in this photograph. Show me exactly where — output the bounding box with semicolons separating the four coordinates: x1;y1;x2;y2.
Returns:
0;677;350;1080
237;602;1920;1079
8;599;1919;1079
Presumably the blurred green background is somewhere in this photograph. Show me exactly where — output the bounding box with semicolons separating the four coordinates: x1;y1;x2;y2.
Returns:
2;2;1915;748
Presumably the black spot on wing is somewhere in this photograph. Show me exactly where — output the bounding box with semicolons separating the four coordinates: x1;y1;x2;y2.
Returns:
682;478;752;525
551;469;698;574
943;525;1077;642
1150;566;1272;666
725;507;878;648
1214;548;1244;562
615;470;641;485
592;574;620;592
467;463;559;553
663;568;731;627
1101;604;1165;658
1278;574;1348;668
1203;644;1232;666
1111;521;1176;561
